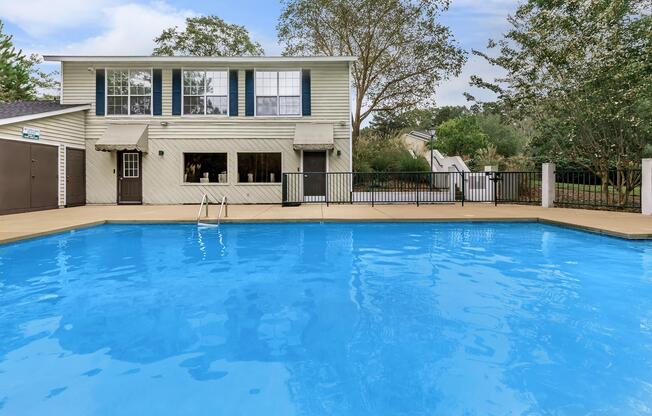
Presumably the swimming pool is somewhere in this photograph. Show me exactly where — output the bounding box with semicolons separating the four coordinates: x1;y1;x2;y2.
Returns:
1;222;651;415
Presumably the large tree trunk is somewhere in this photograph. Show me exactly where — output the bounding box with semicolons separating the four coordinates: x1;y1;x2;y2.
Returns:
352;119;361;141
352;92;364;140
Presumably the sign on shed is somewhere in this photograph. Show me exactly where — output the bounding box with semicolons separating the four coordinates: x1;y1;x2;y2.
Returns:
22;127;40;140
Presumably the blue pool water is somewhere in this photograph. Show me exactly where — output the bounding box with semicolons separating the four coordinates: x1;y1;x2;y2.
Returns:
1;222;652;415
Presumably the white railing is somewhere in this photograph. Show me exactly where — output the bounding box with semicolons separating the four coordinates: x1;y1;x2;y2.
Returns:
217;196;228;225
196;194;209;224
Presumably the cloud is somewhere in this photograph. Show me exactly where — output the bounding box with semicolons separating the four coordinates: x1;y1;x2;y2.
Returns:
0;0;114;36
60;2;194;55
1;0;194;55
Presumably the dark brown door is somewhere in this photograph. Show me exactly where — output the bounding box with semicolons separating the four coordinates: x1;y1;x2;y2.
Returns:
29;143;58;211
0;139;31;214
117;151;142;204
0;139;58;215
303;151;327;197
66;148;86;207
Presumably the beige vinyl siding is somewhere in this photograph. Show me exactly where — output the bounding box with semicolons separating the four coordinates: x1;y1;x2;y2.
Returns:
162;69;172;116
0;111;86;148
86;141;117;204
61;61;350;129
238;69;246;117
86;137;350;204
61;59;351;204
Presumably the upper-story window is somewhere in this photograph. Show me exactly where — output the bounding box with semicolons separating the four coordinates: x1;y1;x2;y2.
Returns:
183;70;228;115
255;70;301;116
106;69;152;115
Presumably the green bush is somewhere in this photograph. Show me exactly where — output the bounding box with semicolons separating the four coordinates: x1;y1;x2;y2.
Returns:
353;133;431;172
398;153;430;171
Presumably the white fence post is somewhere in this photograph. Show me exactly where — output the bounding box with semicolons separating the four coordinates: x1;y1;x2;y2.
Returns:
542;163;555;208
643;159;652;215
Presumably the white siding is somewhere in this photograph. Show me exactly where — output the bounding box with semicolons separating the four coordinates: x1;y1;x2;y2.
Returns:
0;111;86;148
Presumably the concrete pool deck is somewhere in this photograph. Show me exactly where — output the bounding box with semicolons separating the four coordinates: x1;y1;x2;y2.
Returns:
1;203;651;244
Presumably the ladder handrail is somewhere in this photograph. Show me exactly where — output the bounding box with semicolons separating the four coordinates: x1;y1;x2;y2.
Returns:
217;196;227;225
196;194;208;224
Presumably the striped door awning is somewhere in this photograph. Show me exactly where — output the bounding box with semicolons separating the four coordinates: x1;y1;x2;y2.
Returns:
95;124;149;152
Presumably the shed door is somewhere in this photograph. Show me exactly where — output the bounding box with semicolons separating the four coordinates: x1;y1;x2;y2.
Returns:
66;148;86;207
29;143;59;210
0;139;30;215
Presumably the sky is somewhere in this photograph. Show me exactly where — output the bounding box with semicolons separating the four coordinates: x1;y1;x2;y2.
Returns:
0;0;518;108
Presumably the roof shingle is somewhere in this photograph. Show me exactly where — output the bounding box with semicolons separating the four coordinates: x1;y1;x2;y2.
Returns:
0;101;89;120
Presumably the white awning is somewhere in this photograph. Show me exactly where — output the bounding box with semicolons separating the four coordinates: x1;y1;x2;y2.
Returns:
95;124;148;152
293;123;334;150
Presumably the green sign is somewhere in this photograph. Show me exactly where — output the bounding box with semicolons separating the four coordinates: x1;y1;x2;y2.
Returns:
22;127;40;140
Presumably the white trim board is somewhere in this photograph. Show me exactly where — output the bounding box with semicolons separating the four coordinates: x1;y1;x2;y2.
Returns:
0;105;91;126
44;56;357;63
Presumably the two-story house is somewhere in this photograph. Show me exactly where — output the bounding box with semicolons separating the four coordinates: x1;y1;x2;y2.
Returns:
42;55;354;206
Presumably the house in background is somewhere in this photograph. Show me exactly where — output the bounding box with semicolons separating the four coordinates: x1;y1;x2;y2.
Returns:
401;130;469;173
39;55;354;205
0;101;89;215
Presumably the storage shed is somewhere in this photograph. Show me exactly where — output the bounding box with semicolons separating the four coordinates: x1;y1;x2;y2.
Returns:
0;101;90;214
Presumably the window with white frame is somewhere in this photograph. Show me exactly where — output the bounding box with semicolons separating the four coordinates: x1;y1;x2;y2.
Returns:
106;69;152;115
255;70;301;116
122;153;139;178
183;70;228;115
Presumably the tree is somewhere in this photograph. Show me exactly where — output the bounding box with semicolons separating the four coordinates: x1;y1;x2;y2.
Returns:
470;0;651;205
432;106;470;128
278;0;466;139
367;105;471;139
153;16;264;56
476;113;525;157
432;116;487;158
369;108;438;138
0;22;34;101
353;131;430;172
0;22;59;102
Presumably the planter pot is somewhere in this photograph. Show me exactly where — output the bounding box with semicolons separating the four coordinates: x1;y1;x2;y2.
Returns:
247;173;254;183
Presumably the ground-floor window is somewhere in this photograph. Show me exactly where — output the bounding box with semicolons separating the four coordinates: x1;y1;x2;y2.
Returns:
183;153;228;183
237;153;282;183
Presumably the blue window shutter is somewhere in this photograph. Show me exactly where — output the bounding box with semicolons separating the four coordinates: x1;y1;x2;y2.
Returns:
153;69;162;116
301;69;311;116
172;69;181;116
245;70;254;116
95;69;105;116
229;70;238;116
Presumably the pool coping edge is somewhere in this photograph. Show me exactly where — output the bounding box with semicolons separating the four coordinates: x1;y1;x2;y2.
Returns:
1;216;650;245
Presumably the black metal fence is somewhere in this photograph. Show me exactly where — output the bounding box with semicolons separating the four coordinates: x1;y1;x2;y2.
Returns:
282;171;542;206
494;171;542;205
554;168;642;212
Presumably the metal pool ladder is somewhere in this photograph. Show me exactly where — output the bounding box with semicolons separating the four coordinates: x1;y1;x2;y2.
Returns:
196;193;210;225
196;194;227;226
217;195;228;225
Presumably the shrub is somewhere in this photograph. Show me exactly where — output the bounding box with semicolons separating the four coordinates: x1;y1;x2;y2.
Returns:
353;133;431;172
